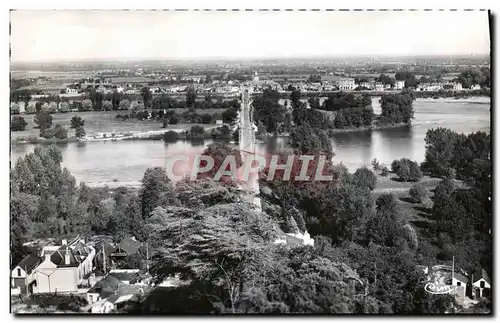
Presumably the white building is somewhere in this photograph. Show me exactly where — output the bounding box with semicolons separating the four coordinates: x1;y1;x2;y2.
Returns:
11;255;42;294
453;83;463;91
394;80;405;90
337;78;356;91
66;88;79;95
451;272;468;298
253;71;259;82
374;83;385;92
472;268;491;298
470;84;481;90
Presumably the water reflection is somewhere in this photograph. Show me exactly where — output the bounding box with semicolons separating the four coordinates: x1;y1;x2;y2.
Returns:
9;99;490;186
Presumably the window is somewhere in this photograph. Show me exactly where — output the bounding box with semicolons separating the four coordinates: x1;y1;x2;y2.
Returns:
17;268;21;277
457;282;461;286
480;281;485;288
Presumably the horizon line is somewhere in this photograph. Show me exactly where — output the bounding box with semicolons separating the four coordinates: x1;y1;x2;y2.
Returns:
11;53;491;65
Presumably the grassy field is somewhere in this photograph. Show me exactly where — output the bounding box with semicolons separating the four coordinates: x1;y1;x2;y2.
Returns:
371;171;466;232
11;109;227;141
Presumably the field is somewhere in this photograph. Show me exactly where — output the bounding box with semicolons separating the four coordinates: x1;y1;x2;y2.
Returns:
371;171;466;240
11;108;227;141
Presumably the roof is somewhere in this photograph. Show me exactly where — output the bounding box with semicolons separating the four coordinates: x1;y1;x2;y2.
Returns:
50;246;79;268
473;268;491;285
108;269;140;282
453;272;469;284
87;274;122;299
115;238;142;256
15;254;41;274
72;241;90;257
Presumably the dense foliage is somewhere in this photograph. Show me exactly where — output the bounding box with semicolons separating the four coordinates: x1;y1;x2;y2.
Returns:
379;91;415;125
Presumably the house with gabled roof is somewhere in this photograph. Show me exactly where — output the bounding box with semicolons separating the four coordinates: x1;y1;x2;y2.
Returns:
29;245;80;294
451;272;469;298
86;273;148;313
11;254;42;293
472;268;491;298
110;237;142;260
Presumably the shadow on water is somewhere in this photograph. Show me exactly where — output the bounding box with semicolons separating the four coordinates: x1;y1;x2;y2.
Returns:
373;125;414;161
330;130;373;168
191;139;205;147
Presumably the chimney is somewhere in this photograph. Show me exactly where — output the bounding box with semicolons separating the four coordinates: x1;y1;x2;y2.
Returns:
62;239;67;246
45;253;51;262
64;246;70;265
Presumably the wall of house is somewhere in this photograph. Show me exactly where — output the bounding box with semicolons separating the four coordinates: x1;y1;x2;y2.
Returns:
473;278;491;289
87;292;100;305
11;266;27;278
34;267;78;294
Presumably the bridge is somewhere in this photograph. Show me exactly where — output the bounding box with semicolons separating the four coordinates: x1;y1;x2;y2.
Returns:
238;85;261;211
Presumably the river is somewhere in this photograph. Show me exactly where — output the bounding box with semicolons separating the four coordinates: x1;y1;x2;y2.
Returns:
10;97;490;187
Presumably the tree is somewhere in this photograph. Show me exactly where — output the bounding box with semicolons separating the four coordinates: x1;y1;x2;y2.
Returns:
53;124;68;140
103;100;113;111
25;103;36;114
10;188;36;267
58;102;69;113
34;110;53;130
141;87;153;107
380;92;415;125
119;99;131;111
434;179;455;200
409;184;428;203
186;87;197;108
422;128;459;178
70;116;85;128
376;74;396;87
408;162;423;182
10;102;20;115
291;90;301;108
139;168;172;218
75;126;86;139
381;167;389;177
48;102;58;113
222;108;238;124
81;99;93;111
395;72;418;88
352;167;377;191
163;131;179;142
11;116;27;131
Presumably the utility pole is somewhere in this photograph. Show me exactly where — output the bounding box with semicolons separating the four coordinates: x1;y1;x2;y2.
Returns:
146;242;149;272
103;243;106;275
452;254;455;284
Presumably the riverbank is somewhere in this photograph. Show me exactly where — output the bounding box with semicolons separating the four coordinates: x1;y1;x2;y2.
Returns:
416;96;490;104
13;136;79;145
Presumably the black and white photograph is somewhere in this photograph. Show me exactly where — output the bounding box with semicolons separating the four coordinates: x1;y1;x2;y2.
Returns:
8;9;492;315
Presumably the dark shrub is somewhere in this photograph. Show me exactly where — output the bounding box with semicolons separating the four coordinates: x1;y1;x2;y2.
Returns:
434;178;456;199
352;167;377;190
409;183;428;203
11;116;27;131
163;131;179;142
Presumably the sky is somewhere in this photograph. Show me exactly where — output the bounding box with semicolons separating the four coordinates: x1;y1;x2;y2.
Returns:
10;10;491;62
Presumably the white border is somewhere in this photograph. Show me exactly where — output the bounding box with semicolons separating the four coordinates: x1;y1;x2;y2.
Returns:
1;1;497;322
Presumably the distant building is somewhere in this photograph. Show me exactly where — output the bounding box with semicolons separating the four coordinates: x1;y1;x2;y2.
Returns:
66;88;79;95
337;78;356;91
453;83;463;91
394;80;405;90
374;83;385;92
253;71;259;82
470;84;481;90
